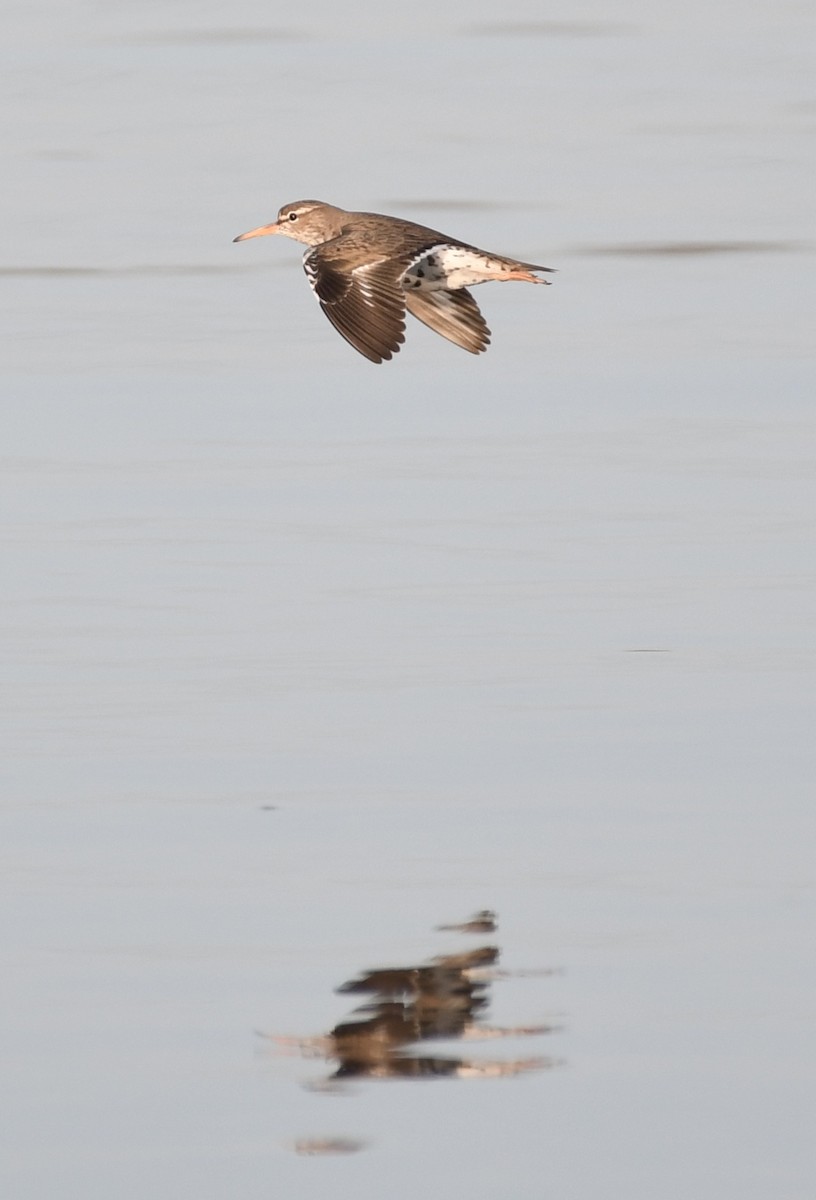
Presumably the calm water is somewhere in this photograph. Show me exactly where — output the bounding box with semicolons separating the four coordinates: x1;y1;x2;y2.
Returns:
2;1;814;1197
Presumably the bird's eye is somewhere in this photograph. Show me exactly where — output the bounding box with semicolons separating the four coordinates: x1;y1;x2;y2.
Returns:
288;212;298;222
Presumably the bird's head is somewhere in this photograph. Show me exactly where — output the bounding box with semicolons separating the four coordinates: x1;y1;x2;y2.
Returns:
233;200;348;248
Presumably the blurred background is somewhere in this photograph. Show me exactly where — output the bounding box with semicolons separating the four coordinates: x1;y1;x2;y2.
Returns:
2;2;814;1197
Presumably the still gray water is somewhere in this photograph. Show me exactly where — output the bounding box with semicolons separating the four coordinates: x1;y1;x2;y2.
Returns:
2;1;814;1197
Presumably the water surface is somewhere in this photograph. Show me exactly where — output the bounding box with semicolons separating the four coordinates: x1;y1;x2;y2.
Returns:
2;2;814;1197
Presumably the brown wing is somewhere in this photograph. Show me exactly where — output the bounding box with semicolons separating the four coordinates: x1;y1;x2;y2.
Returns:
404;288;491;355
304;249;406;363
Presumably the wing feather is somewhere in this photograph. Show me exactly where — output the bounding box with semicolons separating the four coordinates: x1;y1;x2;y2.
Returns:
304;248;406;363
404;288;491;354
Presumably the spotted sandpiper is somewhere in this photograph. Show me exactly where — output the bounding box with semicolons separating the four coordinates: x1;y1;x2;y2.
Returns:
234;200;554;364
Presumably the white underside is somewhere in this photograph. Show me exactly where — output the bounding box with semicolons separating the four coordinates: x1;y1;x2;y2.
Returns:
401;244;503;291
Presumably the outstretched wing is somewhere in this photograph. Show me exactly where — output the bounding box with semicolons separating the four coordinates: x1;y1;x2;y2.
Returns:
404;287;491;354
304;247;406;363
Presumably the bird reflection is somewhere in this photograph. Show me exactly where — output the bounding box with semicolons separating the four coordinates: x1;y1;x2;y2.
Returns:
270;912;558;1084
437;909;498;934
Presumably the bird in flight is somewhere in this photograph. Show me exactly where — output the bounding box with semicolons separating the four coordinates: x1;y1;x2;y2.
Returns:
234;200;554;363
